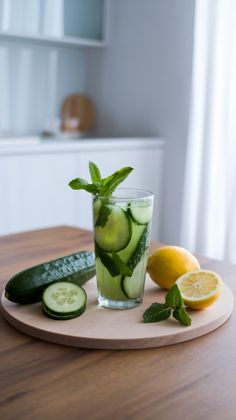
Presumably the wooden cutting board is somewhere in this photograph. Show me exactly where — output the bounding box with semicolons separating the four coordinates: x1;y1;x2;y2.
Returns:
0;275;233;350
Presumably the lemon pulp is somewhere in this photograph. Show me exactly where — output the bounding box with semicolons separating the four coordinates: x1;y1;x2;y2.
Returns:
176;270;222;310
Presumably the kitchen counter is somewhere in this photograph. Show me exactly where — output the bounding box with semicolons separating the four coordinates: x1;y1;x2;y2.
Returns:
0;226;235;420
0;136;164;156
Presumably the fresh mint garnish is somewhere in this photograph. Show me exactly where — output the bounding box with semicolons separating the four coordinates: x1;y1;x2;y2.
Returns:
69;162;133;198
99;167;133;197
173;307;192;326
89;161;102;184
143;284;192;327
165;283;183;309
95;204;112;227
68;177;98;194
143;303;171;323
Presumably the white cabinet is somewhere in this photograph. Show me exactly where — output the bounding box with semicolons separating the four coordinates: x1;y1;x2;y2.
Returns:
0;138;164;240
0;153;78;234
0;0;108;48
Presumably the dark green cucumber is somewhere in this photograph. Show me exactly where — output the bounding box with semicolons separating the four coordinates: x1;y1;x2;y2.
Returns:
42;282;87;320
5;251;95;304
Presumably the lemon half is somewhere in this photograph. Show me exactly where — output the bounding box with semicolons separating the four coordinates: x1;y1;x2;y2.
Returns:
176;270;223;310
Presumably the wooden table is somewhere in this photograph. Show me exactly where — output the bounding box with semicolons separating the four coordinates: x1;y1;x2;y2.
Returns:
0;226;235;420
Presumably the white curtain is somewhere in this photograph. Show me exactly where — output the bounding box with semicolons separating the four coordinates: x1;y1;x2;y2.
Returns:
181;0;236;263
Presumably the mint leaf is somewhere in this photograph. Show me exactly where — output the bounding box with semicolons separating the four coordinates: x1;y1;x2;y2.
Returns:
143;303;171;323
173;307;192;326
95;204;112;227
69;178;98;193
95;246;132;277
112;252;132;277
89;161;101;183
95;246;120;277
100;167;133;197
165;284;183;309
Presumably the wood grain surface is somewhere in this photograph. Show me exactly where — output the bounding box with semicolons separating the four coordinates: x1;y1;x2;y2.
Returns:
0;226;236;420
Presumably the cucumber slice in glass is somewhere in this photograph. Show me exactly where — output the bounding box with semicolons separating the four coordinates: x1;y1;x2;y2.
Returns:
129;201;153;225
118;220;146;263
96;258;127;301
122;254;148;299
93;198;101;221
117;202;129;212
95;205;131;252
42;282;87;318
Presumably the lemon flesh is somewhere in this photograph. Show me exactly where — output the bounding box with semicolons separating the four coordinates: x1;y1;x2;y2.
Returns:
147;246;200;290
176;270;223;309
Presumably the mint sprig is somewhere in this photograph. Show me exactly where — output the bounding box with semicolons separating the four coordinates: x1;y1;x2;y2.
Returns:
112;252;132;277
165;284;183;309
69;161;133;198
99;167;133;197
143;303;171;323
95;245;132;278
68;177;98;193
89;161;101;183
173;307;192;326
143;284;192;327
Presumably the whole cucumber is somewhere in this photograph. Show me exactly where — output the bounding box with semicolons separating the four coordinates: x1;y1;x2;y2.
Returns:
5;251;95;304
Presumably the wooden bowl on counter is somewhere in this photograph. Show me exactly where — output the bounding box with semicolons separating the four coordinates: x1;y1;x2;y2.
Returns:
61;94;95;136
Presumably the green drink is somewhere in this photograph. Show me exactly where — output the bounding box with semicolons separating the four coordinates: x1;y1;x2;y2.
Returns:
69;162;153;309
93;189;153;309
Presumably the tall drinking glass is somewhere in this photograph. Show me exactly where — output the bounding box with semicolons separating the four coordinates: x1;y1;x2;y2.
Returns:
93;188;154;309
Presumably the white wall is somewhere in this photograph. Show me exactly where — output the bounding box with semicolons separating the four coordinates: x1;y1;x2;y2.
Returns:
87;0;195;245
0;41;87;134
0;0;196;246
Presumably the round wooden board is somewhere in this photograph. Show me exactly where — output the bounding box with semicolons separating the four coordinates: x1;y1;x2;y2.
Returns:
0;275;233;350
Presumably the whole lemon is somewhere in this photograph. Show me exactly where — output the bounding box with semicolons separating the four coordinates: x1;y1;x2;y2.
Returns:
147;246;200;289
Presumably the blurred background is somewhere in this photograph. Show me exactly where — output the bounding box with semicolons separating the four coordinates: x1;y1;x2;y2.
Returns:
0;0;236;264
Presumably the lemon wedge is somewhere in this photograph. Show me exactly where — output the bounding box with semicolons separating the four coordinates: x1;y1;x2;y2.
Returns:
176;270;223;310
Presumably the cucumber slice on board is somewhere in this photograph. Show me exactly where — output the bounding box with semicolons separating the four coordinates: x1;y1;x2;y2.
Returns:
96;258;127;301
122;254;148;299
42;282;87;319
129;202;153;225
42;304;82;320
95;205;131;252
